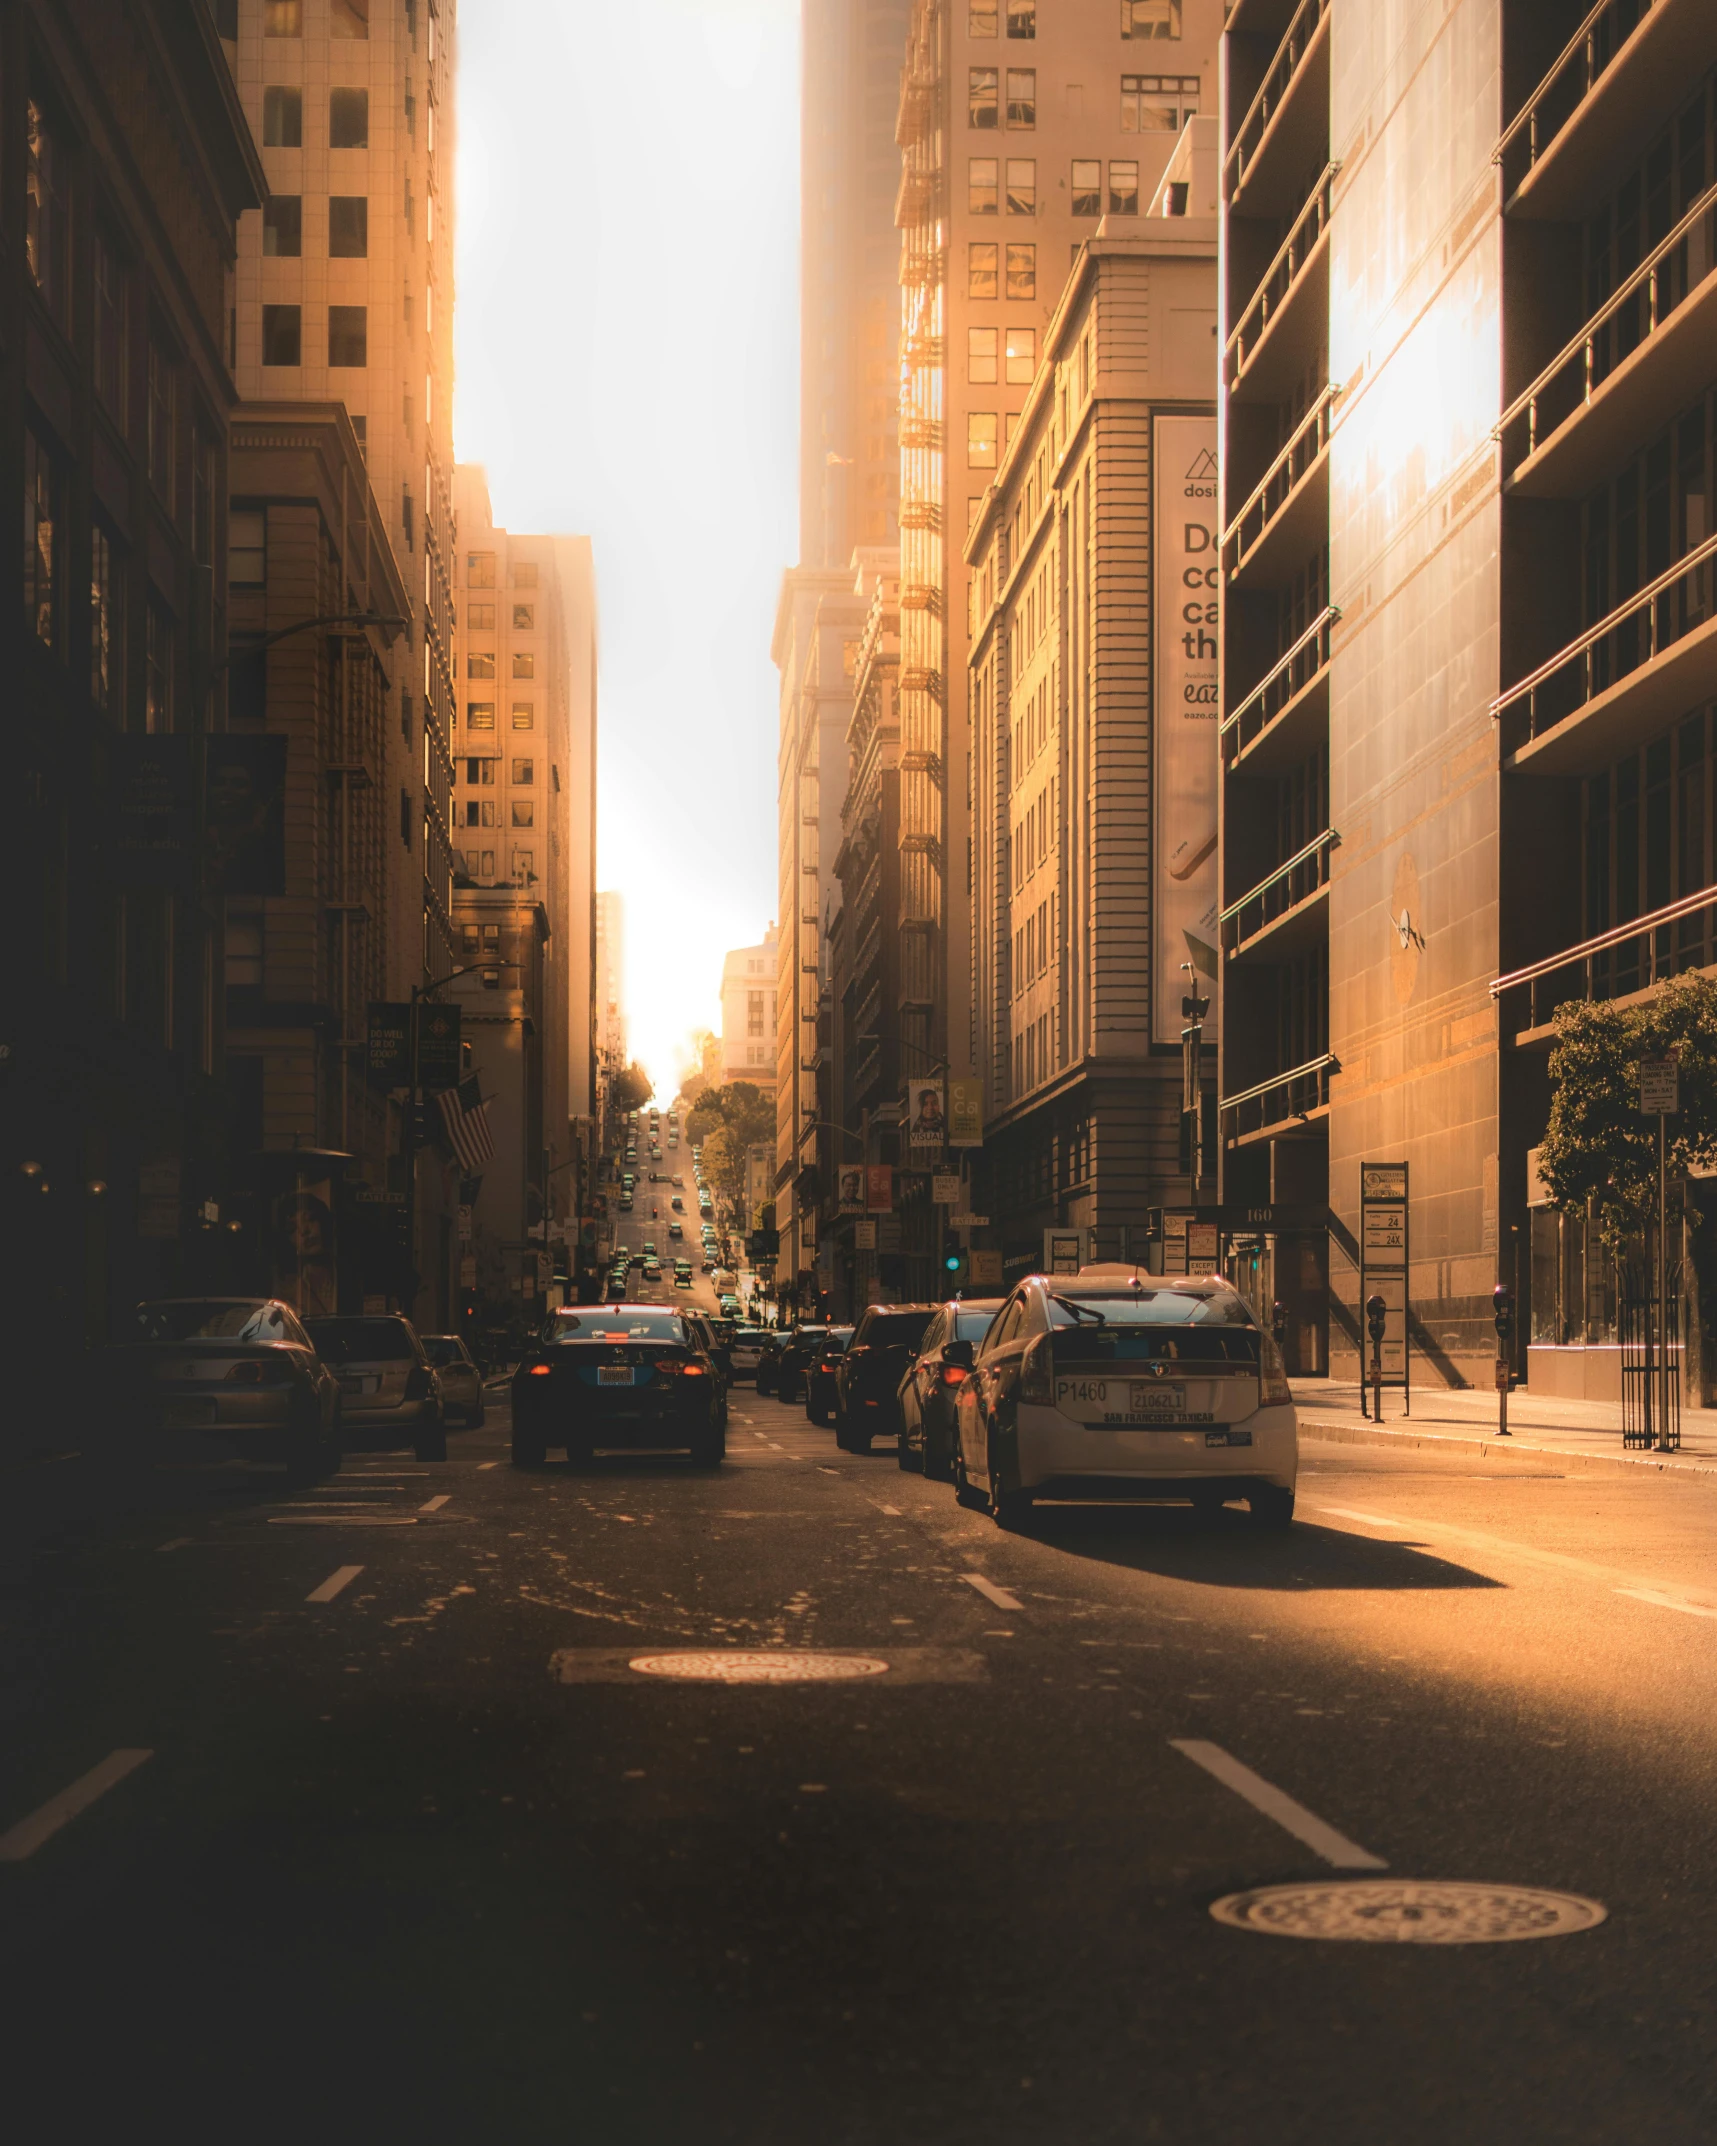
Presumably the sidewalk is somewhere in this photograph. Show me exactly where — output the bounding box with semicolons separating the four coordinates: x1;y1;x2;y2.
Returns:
1291;1378;1717;1479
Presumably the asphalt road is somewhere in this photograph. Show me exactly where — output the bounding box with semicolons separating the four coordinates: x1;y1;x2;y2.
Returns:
6;1386;1717;2143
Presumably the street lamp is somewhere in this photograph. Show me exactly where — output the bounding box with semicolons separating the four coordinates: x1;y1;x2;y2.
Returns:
213;609;409;675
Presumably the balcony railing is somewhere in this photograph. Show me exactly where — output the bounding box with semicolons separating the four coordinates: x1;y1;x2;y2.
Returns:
899;501;942;533
1225;162;1337;389
902;333;944;369
1491;525;1717;747
1224;0;1329;204
1497;179;1717;479
1219;1051;1338;1145
1494;0;1678;204
1220;828;1338;954
900;418;943;452
901;248;944;291
1222;382;1337;583
1490;882;1717;1032
1221;604;1338;763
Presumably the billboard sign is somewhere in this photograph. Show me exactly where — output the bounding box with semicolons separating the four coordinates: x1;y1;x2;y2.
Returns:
948;1077;984;1148
865;1164;894;1213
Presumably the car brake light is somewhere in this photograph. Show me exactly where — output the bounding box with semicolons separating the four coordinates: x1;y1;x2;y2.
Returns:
1258;1332;1292;1407
679;1361;708;1377
226;1356;289;1384
941;1363;968;1384
1018;1335;1054;1405
528;1363;553;1377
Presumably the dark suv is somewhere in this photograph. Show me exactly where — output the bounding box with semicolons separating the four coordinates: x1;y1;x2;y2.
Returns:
833;1305;938;1451
803;1327;855;1427
773;1325;832;1406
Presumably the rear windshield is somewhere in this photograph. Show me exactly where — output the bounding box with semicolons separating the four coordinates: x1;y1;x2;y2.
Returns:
133;1300;276;1343
955;1307;1000;1341
1046;1288;1255;1328
866;1310;937;1346
734;1329;770;1345
547;1311;687;1345
306;1318;419;1362
421;1337;469;1367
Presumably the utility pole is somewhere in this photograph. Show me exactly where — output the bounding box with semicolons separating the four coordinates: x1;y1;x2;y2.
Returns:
1180;959;1210;1190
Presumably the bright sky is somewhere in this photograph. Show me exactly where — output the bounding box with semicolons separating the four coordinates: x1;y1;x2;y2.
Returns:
454;0;800;1100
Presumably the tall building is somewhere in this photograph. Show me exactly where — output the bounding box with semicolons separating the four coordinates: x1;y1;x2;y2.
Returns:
895;0;1223;1121
4;0;262;1393
801;0;913;567
555;536;600;1135
595;890;627;1077
720;931;780;1089
1217;1;1717;1395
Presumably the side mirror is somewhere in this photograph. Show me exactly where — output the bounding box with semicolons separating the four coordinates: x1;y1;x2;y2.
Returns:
942;1338;975;1370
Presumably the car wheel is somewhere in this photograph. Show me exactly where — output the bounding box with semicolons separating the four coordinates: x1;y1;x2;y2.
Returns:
511;1430;547;1468
689;1428;724;1468
896;1418;922;1472
808;1402;829;1427
953;1452;987;1511
469;1402;487;1430
1191;1487;1228;1525
922;1418;953;1485
991;1479;1034;1531
1248;1485;1295;1530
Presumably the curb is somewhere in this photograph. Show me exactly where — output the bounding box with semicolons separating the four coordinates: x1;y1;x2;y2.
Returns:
1298;1415;1717;1481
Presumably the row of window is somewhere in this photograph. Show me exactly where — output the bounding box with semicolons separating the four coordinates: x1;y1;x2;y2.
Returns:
259;84;370;149
468;652;534;679
463;702;535;731
968;324;1037;384
454;848;535;881
969;70;1196;131
1011;1008;1056;1101
968;156;1155;218
463;602;535;630
262;194;369;256
462;757;535;785
459;799;535;828
466;553;538;589
968;1;1183;38
257;301;367;366
1014;896;1053;1000
261;0;371;36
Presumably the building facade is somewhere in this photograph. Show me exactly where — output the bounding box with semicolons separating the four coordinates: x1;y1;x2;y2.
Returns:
720;931;780;1089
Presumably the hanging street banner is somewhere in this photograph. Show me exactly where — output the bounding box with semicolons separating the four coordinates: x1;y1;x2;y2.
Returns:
948;1076;984;1148
865;1164;894;1213
417;1004;462;1088
904;1080;946;1150
1152;413;1221;1046
367;1003;412;1087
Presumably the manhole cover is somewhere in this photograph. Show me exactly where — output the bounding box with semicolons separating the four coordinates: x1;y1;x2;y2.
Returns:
627;1650;890;1683
1210;1880;1607;1944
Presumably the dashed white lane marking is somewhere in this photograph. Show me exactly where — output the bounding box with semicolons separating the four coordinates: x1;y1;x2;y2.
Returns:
1169;1739;1387;1871
418;1494;451;1513
156;1538;192;1554
267;1515;418;1527
1616;1586;1717;1620
0;1749;154;1863
962;1572;1023;1612
879;1504;902;1516
476;1461;499;1471
816;1466;839;1476
306;1564;365;1603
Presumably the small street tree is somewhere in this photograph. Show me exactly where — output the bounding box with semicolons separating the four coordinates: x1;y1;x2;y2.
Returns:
609;1062;654;1116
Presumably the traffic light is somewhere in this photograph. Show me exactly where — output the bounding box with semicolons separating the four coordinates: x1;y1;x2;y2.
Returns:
942;1236;966;1283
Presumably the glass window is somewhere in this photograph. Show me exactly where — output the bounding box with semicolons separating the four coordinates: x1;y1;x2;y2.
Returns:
1109;160;1140;215
468;552;497;588
968;242;998;299
1120;79;1178;132
25;98;66;320
264;0;302;32
1005;243;1036;299
328;196;367;256
91;523;121;712
1007;70;1035;127
969;157;998;214
328;305;366;366
230;509;266;588
263;196;302;256
1071;159;1102;216
1006;325;1036;384
968;325;999;383
969;68;998;129
145;600;174;733
261;304;302;365
467;702;495;729
511;758;534;785
468;652;496;680
513;560;539;588
147;341;177;507
329;87;369;149
331;0;368;35
94;232;128;423
262;87;302;147
513;849;535;879
512;651;534;678
969;4;997;32
24;429;60;653
466;601;496;630
1007;3;1036;35
1006;158;1035;214
512;603;535;630
511;702;534;729
1122;0;1183;37
968;413;999;469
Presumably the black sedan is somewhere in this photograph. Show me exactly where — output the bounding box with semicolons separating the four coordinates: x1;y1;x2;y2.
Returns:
510;1305;725;1468
833;1304;939;1451
772;1325;833;1405
802;1326;855;1427
897;1298;1003;1479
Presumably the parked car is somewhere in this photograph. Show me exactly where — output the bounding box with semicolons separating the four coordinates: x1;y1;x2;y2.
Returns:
833;1304;939;1451
683;1312;732;1421
420;1334;486;1427
948;1267;1298;1530
728;1327;772;1380
897;1298;1004;1479
106;1297;342;1484
773;1324;832;1405
303;1315;447;1462
753;1332;785;1395
803;1326;855;1427
510;1305;725;1468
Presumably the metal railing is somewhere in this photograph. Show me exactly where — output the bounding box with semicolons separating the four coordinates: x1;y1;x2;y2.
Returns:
1488;881;1717;1030
1226;162;1337;385
1490;525;1717;745
1220;828;1338;953
1224;0;1329;204
1494;0;1674;202
1222;383;1338;582
1497;178;1717;477
1218;1051;1338;1144
1221;604;1339;760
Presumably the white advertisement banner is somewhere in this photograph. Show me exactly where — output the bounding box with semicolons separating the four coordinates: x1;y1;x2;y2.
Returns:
1152;414;1221;1045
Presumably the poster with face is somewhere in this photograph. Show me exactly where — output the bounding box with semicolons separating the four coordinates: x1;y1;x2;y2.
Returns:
206;734;288;897
906;1082;946;1149
272;1173;336;1318
837;1167;865;1215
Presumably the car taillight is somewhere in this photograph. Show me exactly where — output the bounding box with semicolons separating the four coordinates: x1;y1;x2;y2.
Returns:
820;1359;839;1374
941;1363;968;1385
1018;1335;1054;1405
1258;1332;1292;1407
226;1356;290;1385
528;1363;553;1377
678;1361;708;1377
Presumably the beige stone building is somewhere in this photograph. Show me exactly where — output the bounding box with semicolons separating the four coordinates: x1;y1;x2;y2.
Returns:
720;931;779;1090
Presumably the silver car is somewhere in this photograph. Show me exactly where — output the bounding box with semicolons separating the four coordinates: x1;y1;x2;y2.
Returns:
109;1298;342;1484
304;1315;446;1461
421;1334;486;1427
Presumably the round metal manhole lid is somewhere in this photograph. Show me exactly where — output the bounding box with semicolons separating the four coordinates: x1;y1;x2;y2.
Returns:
627;1650;891;1684
1210;1880;1608;1944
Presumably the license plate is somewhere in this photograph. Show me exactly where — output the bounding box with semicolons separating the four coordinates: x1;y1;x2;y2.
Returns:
1128;1380;1187;1417
598;1366;634;1386
340;1375;378;1397
164;1398;216;1426
1056;1377;1191;1423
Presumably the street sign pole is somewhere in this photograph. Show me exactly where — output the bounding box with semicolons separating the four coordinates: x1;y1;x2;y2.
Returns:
1639;1056;1680;1454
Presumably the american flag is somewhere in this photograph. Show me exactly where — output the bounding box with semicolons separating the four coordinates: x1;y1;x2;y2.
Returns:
437;1076;494;1172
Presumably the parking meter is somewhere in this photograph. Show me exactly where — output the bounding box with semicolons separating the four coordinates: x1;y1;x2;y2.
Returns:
1364;1292;1386;1421
1493;1284;1513;1435
1271;1300;1287;1346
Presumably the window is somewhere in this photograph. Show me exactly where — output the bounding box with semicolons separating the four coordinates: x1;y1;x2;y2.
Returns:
467;702;496;730
331;0;368;35
468;552;497;588
1109;160;1140;215
1005;325;1036;384
968;413;999;469
511;758;534;785
264;0;302;31
24;431;59;653
747;989;765;1036
262;87;302;147
328;196;367;256
464;757;495;785
1007;70;1036;127
329;88;369;148
1007;2;1036;33
513;849;535;880
513;560;539;588
512;651;534;679
400;788;412;848
465;602;495;631
1122;0;1183;36
1121;78;1178;131
91;524;121;712
263;196;302;255
969;4;997;32
261;304;302;365
328;305;367;365
25;99;65;321
511;702;534;730
478;851;495;877
1006;243;1036;298
969;159;998;214
230;509;266;587
969;68;998;128
512;603;535;630
1071;158;1102;216
225;917;263;988
969;242;999;299
1006;158;1035;215
968;326;999;384
147;341;177;507
94;233;128;422
463;799;495;828
468;652;496;679
145;601;174;733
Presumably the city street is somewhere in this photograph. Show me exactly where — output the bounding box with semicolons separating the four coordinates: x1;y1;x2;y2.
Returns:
6;1387;1717;2142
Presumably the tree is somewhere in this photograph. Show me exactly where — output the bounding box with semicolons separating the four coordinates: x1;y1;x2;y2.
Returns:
700;1124;748;1219
609;1062;654;1115
1537;974;1717;1253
